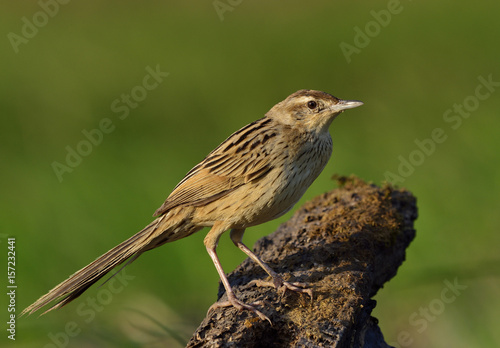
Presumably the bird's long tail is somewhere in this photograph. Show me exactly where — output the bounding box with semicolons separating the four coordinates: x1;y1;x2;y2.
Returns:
22;212;198;316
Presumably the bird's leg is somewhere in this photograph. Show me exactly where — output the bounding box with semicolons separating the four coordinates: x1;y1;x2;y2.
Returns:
230;229;313;300
204;223;271;323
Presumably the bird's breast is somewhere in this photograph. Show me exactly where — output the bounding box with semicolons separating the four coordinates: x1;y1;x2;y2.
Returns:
192;132;333;229
244;133;333;225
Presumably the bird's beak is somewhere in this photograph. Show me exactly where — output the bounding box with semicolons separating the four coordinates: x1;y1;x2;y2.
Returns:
330;99;364;113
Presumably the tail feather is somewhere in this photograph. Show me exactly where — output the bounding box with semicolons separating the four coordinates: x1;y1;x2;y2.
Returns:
22;216;169;316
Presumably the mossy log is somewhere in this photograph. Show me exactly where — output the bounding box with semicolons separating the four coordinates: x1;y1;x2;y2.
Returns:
187;175;417;348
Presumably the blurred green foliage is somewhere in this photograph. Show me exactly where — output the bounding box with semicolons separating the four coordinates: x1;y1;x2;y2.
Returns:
2;1;499;347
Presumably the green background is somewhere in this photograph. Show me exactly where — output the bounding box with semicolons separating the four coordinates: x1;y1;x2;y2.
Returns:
2;1;499;347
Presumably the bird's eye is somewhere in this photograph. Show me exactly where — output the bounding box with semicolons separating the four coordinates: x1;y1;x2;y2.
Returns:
307;100;317;109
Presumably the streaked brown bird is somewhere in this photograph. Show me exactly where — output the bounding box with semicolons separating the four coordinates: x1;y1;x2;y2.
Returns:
22;89;363;322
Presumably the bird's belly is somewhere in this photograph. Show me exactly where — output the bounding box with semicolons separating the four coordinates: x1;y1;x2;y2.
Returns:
234;155;329;227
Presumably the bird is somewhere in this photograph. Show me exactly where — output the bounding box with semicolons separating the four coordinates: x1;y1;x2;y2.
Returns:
22;89;363;322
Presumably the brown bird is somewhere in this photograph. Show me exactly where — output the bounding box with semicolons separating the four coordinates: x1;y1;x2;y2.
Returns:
22;89;363;322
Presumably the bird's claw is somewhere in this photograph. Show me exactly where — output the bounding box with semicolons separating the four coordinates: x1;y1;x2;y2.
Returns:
249;278;313;301
208;298;272;324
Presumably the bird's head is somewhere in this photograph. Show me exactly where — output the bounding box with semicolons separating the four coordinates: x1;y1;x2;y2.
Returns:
266;89;363;134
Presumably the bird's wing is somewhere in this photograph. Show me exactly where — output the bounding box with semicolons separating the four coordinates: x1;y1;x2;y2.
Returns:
153;117;278;216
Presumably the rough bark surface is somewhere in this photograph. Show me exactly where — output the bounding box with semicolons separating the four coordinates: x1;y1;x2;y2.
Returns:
187;175;418;348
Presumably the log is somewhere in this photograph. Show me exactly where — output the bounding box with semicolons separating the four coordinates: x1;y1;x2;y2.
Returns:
187;175;417;348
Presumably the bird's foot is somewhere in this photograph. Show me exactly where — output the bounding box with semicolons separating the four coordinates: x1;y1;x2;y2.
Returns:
208;297;271;324
250;276;313;300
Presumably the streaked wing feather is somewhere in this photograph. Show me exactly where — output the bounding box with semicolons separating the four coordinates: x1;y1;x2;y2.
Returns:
153;117;277;216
